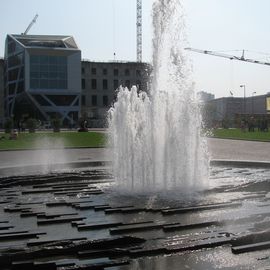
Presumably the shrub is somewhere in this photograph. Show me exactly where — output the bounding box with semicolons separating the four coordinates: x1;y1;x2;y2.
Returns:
4;119;13;133
51;118;61;132
26;118;38;133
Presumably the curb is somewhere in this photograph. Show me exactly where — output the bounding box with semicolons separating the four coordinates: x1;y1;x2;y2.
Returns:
210;159;270;168
0;160;111;176
1;159;270;177
210;136;270;143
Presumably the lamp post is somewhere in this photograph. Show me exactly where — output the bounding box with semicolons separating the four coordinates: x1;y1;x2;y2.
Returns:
252;91;256;115
240;85;246;120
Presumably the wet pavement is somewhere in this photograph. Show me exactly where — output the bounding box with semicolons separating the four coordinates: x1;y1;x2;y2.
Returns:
0;166;270;269
1;138;270;172
1;139;270;269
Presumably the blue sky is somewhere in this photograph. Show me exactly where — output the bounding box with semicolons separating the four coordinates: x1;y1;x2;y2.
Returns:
1;0;270;98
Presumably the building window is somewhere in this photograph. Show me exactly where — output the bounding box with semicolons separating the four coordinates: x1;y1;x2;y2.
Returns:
103;79;108;90
91;79;97;89
136;69;141;76
103;95;108;107
125;69;130;76
136;80;141;90
82;78;85;89
92;95;97;106
82;67;85;74
113;69;118;76
114;79;119;90
91;68;96;75
103;68;107;75
125;80;130;89
81;95;86;106
30;55;67;89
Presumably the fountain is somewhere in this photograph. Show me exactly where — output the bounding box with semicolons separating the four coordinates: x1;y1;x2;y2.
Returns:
1;1;270;269
108;0;209;191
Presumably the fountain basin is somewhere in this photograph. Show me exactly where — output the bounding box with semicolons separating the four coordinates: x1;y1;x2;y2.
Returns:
0;162;270;269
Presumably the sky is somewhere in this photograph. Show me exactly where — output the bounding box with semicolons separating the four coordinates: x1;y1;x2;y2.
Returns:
1;0;270;98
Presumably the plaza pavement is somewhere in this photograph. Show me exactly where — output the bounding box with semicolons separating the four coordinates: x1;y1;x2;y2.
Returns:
0;138;270;171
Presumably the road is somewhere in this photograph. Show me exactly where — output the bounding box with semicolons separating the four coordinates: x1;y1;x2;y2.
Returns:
0;138;270;170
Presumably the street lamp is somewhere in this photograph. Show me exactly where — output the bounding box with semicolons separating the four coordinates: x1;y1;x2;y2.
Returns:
252;91;256;115
240;85;246;119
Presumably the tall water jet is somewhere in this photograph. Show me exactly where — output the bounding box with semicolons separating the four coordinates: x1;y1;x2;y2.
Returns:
108;0;209;192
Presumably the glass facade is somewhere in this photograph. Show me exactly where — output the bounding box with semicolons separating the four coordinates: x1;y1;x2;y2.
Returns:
5;36;25;114
4;34;81;126
30;55;67;89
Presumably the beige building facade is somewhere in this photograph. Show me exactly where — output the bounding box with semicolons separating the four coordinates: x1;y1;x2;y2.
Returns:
81;61;150;127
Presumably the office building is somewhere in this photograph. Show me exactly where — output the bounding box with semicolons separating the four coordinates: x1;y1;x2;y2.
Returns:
4;34;81;126
81;60;150;127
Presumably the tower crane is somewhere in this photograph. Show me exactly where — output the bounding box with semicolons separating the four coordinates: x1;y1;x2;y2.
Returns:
22;14;38;35
185;47;270;67
136;0;142;62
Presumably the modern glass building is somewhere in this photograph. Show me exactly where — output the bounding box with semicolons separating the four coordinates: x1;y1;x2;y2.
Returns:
4;34;81;126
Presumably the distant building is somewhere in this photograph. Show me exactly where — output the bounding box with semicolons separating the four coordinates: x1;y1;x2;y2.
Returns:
81;60;150;127
4;34;81;126
197;91;215;102
0;58;4;127
204;94;270;128
0;34;151;129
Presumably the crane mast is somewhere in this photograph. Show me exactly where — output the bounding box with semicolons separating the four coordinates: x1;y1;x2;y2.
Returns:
136;0;142;62
185;47;270;67
23;14;38;35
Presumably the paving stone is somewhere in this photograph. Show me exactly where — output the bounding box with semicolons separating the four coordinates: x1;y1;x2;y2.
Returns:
45;201;67;207
74;204;109;210
0;225;14;230
37;216;86;225
129;247;167;257
163;221;222;231
232;240;270;254
16;202;45;206
27;237;88;247
104;206;136;214
94;205;112;211
12;261;57;270
69;200;94;204
21;212;45;217
71;221;86;227
166;236;232;253
77;248;129;258
37;213;78;219
77;222;123;231
231;229;270;247
0;232;46;241
57;259;129;270
0;230;28;235
4;207;32;213
53;190;103;196
22;189;54;194
45;200;93;207
161;202;242;215
110;222;179;234
0;236;145;267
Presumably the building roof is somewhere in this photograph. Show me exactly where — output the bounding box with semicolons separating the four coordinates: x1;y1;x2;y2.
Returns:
9;34;79;49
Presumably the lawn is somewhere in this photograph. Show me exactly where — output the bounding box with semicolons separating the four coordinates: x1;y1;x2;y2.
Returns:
1;128;269;151
0;131;107;150
212;128;270;141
